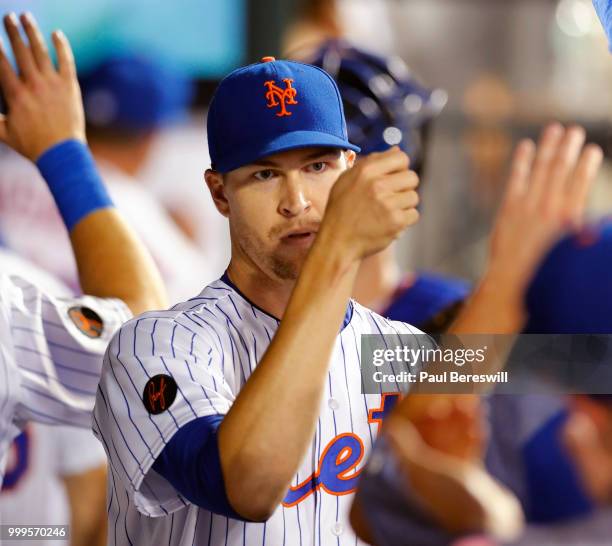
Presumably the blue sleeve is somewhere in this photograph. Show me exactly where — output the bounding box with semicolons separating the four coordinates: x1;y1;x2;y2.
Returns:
152;414;249;520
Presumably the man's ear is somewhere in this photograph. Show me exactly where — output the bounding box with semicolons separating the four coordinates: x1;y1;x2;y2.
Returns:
205;169;230;217
344;150;357;168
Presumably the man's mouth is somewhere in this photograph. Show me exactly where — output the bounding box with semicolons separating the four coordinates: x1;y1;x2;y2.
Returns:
286;231;315;239
280;230;318;246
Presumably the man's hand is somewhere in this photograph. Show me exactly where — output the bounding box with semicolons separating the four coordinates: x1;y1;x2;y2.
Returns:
486;123;602;295
450;124;603;334
0;12;85;161
385;395;524;541
391;394;486;461
0;13;167;314
319;146;420;264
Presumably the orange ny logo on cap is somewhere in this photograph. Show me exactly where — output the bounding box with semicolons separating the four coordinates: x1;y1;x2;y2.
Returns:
264;78;298;117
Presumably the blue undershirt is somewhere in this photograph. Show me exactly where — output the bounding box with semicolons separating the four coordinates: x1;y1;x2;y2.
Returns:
152;414;248;520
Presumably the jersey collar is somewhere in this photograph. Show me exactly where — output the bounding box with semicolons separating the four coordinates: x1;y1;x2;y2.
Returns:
220;271;353;331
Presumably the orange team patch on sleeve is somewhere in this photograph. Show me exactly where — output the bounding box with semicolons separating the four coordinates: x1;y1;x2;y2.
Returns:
142;374;178;415
264;79;298;117
68;306;104;338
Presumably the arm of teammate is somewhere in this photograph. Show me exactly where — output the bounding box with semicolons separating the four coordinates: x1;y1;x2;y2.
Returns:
213;148;419;521
0;13;166;314
63;465;107;546
53;425;108;546
449;123;602;334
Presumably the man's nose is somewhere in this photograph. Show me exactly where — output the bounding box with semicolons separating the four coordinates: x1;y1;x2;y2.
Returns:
278;174;312;217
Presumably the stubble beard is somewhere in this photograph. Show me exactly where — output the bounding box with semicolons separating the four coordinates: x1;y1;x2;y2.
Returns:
269;251;301;280
239;230;304;281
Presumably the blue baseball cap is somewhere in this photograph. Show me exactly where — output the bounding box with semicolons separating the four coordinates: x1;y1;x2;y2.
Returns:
207;57;361;173
525;219;612;334
79;55;194;132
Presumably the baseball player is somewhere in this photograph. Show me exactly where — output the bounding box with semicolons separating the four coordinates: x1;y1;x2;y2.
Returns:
0;10;166;487
92;34;602;544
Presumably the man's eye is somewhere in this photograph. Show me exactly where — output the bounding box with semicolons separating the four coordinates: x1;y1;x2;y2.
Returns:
253;170;275;181
308;162;327;173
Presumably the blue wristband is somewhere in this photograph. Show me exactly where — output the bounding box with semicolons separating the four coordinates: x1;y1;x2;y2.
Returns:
36;139;114;231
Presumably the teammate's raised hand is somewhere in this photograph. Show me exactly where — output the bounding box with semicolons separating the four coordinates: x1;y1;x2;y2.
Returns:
450;123;603;334
487;123;603;292
0;12;85;161
320;146;420;263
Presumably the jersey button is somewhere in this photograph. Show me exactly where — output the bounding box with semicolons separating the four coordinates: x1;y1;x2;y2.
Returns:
327;398;339;410
331;522;344;536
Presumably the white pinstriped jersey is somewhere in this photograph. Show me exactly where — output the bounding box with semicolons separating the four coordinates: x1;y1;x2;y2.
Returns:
0;271;130;487
93;276;426;546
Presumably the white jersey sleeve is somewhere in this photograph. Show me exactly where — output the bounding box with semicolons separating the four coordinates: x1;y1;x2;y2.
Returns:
3;273;131;429
93;312;235;517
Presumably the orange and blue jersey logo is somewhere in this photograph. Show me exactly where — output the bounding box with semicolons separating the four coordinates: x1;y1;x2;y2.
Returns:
282;392;400;506
264;79;298;117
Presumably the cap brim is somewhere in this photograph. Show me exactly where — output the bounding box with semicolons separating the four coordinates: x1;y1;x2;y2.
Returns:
214;131;361;173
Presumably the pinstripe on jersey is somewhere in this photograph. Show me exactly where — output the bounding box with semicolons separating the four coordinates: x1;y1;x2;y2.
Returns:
0;273;131;488
93;277;429;546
